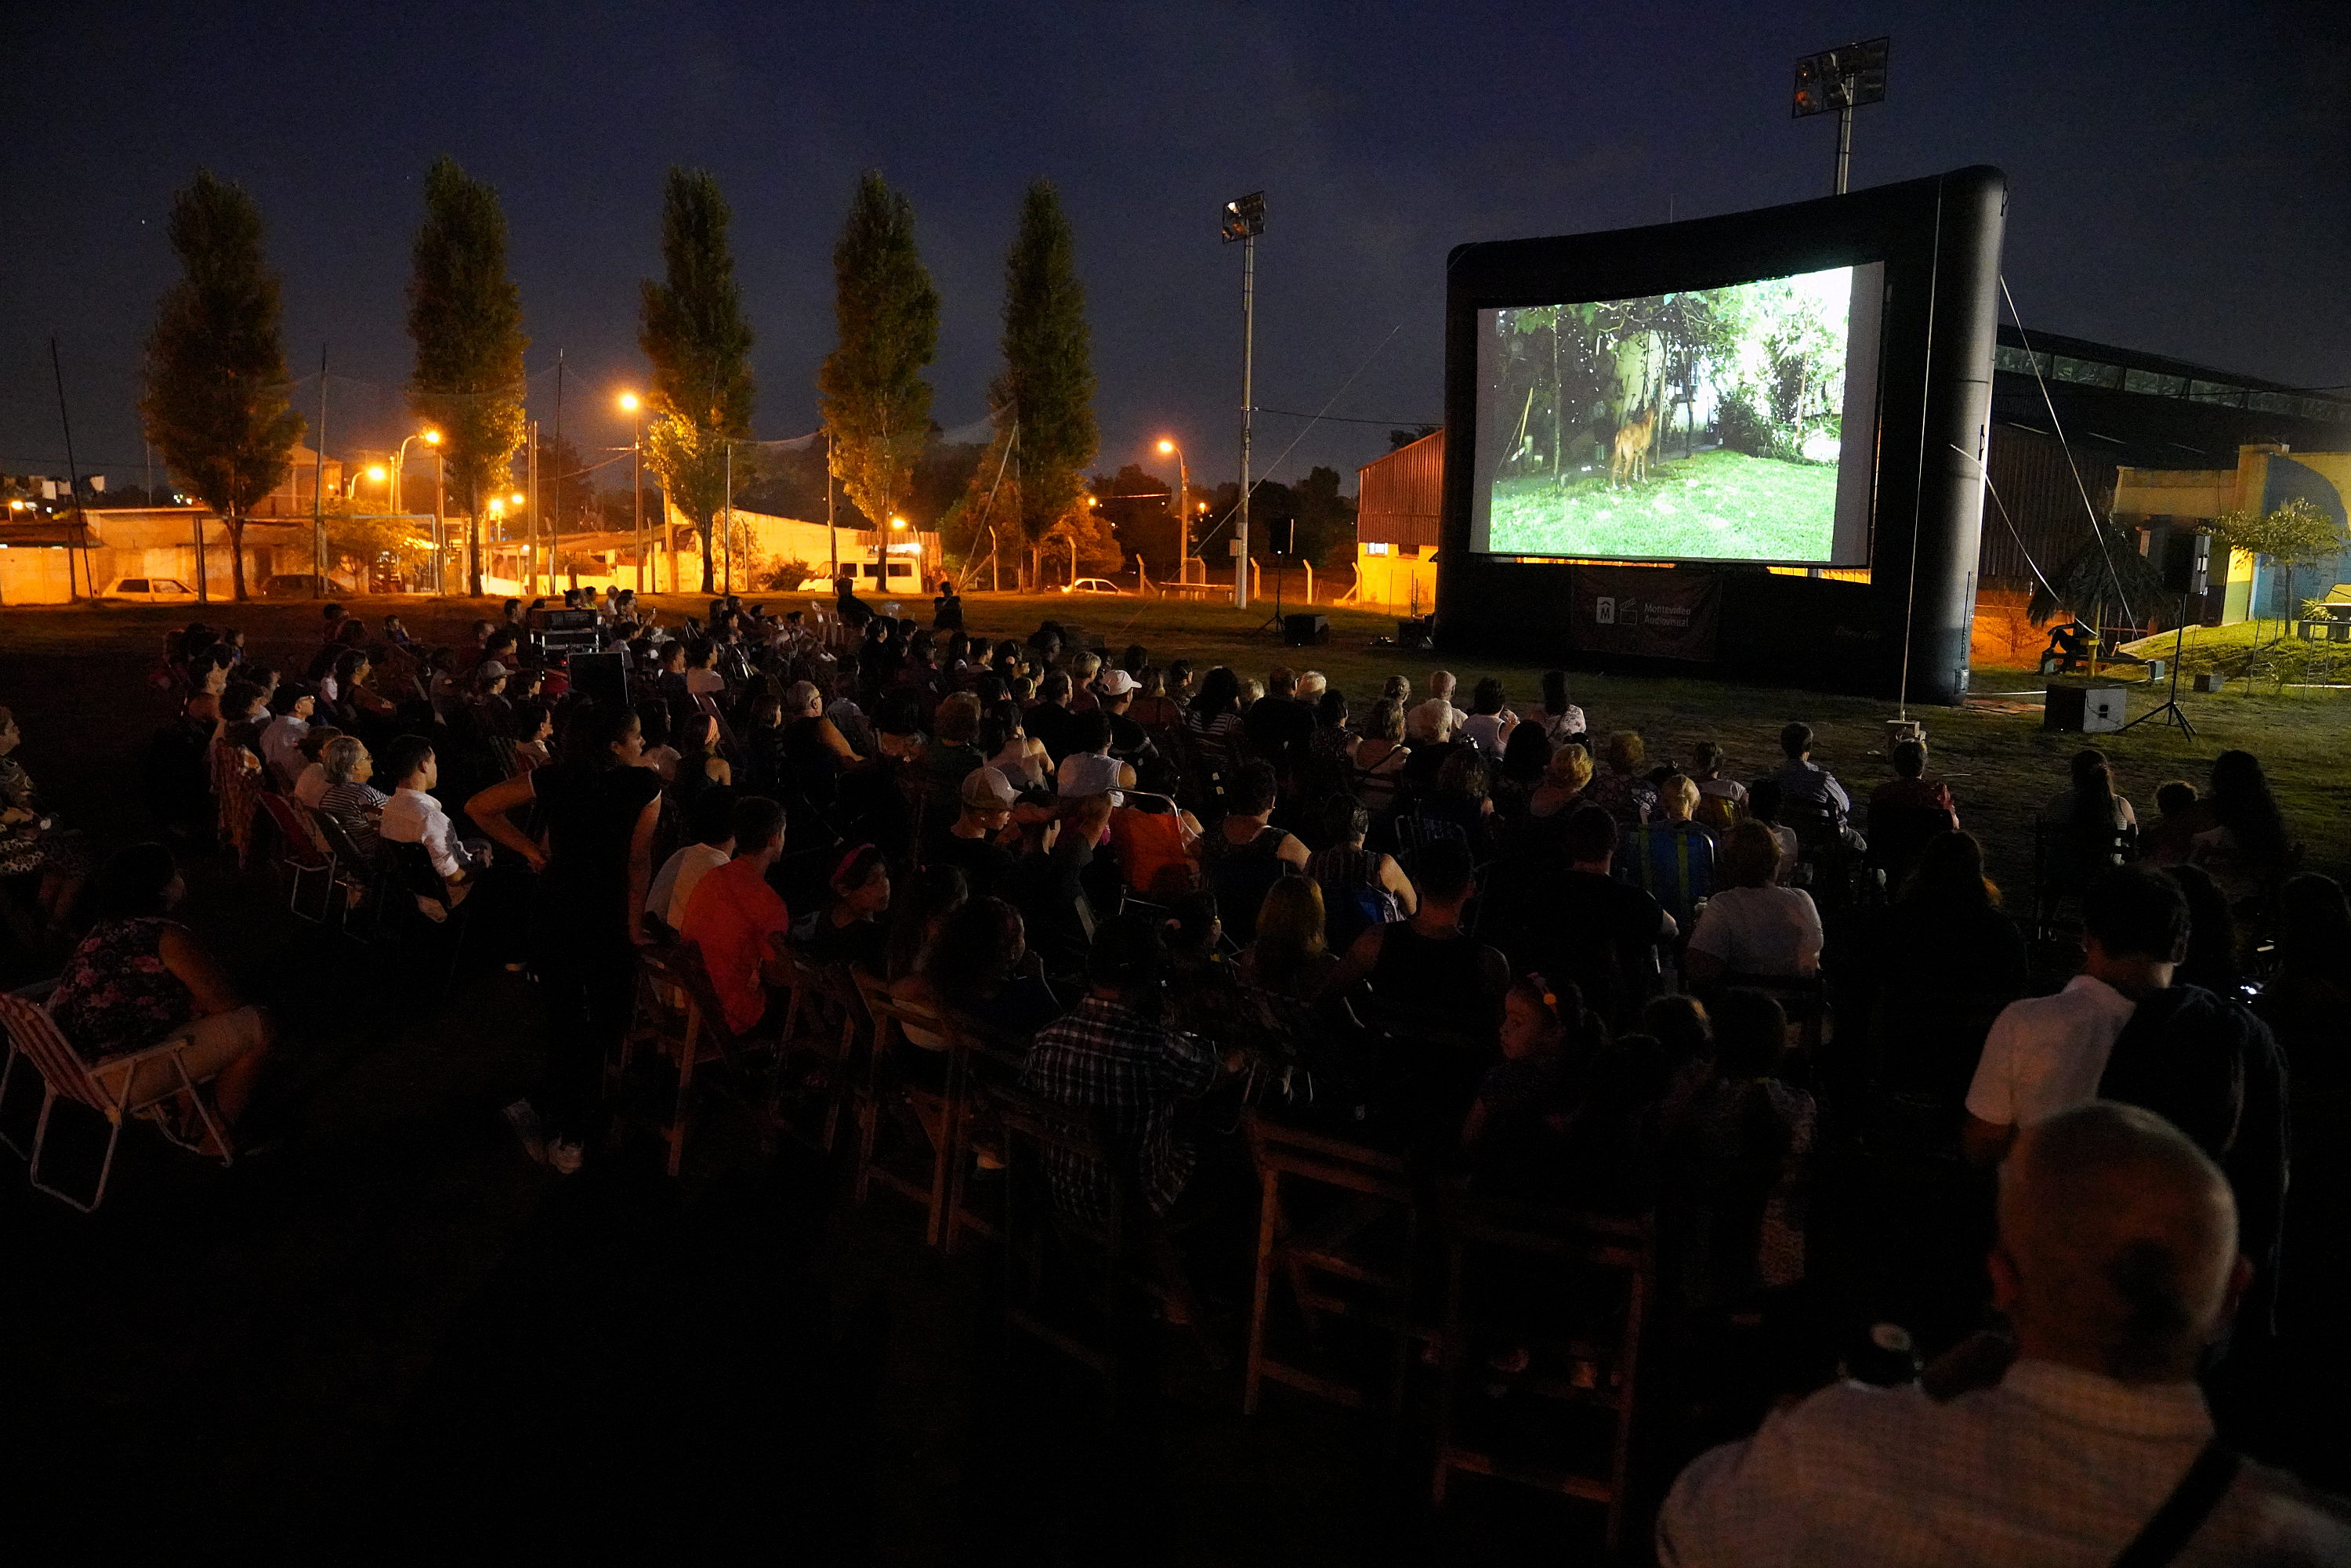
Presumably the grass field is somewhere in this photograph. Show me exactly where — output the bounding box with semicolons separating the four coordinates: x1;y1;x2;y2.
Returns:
3;590;2347;897
1488;447;1838;561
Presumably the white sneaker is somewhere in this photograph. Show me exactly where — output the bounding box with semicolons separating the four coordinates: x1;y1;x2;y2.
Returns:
546;1138;584;1175
503;1099;547;1163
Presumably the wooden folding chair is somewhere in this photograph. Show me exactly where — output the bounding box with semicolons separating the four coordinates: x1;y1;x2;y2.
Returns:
1242;1114;1429;1425
635;941;771;1177
1429;1193;1654;1553
851;971;961;1245
770;944;864;1153
0;993;235;1212
979;1076;1212;1408
936;1008;1031;1256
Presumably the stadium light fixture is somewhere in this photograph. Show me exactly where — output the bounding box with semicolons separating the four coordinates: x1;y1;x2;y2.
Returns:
1793;37;1889;196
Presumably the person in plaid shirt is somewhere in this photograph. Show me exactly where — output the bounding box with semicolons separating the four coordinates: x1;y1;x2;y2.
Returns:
1021;914;1228;1226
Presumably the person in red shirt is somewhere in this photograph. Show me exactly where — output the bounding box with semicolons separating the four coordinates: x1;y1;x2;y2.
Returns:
680;794;792;1034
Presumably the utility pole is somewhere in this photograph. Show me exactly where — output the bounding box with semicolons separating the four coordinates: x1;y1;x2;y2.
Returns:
552;349;564;598
826;430;839;584
723;438;734;596
312;347;327;596
527;418;540;597
1221;191;1265;608
48;335;89;601
433;446;445;595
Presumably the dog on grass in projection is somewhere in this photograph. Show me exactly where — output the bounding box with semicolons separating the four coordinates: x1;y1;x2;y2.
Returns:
1609;405;1656;486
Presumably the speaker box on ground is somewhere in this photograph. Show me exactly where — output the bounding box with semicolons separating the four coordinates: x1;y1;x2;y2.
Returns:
1283;614;1329;646
1396;617;1433;650
2044;684;2127;733
568;650;631;707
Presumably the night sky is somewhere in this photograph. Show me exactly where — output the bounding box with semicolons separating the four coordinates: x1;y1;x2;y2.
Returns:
2;1;2343;500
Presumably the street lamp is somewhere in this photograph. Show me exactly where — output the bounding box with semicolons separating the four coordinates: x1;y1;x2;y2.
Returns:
399;429;445;593
1157;437;1191;581
619;392;645;594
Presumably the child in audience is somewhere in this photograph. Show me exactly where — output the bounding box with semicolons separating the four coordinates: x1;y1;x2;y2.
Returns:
1665;988;1816;1307
2139;778;2211;867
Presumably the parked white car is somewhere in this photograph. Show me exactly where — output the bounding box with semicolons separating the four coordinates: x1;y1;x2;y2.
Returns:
1060;577;1125;596
102;576;199;603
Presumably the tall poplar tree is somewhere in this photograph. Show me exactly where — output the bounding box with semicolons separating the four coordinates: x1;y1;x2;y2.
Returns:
993;179;1096;585
639;166;755;594
407;155;527;597
139;169;302;602
819;172;939;534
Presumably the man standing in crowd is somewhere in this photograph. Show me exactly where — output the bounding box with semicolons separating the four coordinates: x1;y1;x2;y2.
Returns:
1658;1103;2349;1564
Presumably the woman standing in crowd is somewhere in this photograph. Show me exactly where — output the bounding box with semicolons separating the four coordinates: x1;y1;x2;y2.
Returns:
470;701;664;1175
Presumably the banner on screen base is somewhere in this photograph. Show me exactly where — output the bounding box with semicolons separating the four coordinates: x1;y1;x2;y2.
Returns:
1569;567;1720;661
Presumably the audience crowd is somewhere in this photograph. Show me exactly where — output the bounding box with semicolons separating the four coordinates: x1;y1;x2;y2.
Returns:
6;579;2342;1560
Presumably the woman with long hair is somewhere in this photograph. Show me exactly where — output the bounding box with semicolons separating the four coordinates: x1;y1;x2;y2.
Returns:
1241;876;1340;1001
1351;697;1413;820
1184;665;1245;767
2054;748;2137;888
469;699;665;1173
1863;831;2028;1123
1537;669;1586;744
2193;748;2290;905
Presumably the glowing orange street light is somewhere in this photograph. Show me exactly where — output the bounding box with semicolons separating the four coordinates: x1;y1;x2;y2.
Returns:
1154;436;1190;578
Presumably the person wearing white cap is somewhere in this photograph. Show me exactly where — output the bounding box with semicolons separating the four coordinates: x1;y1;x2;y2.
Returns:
1094;668;1154;762
928;765;1024;900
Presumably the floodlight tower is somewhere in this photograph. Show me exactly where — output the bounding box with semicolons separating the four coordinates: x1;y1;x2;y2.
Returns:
1793;38;1889;195
1222;190;1265;607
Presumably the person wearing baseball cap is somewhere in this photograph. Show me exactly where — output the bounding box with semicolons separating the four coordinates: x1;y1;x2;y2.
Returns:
1095;667;1155;762
928;765;1023;899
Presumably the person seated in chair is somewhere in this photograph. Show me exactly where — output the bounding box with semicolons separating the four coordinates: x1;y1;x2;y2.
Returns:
379;734;484;907
678;794;794;1036
647;784;737;936
1657;1102;2351;1564
1685;821;1822;986
48;842;277;1149
1021;912;1231;1227
793;843;893;974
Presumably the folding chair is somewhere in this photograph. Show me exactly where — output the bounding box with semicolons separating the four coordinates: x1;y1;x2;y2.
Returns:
979;1076;1213;1409
1243;1114;1429;1426
310;809;386;940
257;791;340;923
770;945;864;1153
851;972;962;1246
0;993;236;1212
635;941;772;1177
1429;1194;1655;1554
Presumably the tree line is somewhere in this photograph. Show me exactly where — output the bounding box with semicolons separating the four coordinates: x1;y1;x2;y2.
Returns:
138;160;1096;598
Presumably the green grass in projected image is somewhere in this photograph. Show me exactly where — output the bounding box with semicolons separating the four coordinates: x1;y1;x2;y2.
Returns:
1488;447;1838;560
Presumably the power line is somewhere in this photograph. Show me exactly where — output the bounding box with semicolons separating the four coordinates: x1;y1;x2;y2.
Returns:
1252;407;1438;428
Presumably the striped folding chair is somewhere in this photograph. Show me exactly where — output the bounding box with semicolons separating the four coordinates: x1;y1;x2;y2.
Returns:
256;791;339;923
0;993;235;1212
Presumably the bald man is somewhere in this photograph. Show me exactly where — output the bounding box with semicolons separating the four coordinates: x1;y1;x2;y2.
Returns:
1658;1103;2349;1566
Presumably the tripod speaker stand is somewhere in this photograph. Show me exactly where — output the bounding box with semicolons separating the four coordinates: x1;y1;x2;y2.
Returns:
2125;534;2208;739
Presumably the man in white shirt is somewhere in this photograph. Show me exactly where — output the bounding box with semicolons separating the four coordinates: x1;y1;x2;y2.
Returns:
1658;1102;2351;1566
1962;864;2185;1165
259;684;316;790
647;787;736;932
379;735;482;900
